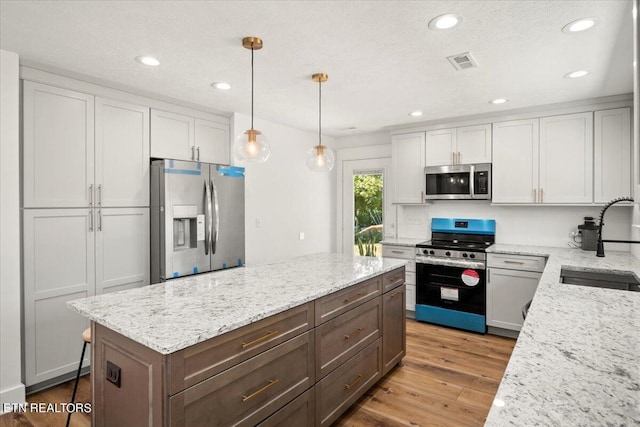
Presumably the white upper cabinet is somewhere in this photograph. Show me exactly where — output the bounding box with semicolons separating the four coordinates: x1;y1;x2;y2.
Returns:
195;118;230;165
539;112;593;204
594;108;631;202
151;110;230;164
425;124;491;166
456;124;492;164
95;97;150;207
150;109;195;161
23;81;95;208
425;128;456;166
492;119;540;203
392;132;425;203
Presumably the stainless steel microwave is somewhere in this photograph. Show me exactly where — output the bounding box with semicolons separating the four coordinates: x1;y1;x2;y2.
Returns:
424;163;491;200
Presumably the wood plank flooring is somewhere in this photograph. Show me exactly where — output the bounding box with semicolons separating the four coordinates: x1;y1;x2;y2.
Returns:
334;320;516;426
0;320;515;427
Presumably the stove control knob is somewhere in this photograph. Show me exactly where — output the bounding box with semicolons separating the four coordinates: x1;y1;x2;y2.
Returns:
429;250;435;255
469;253;476;259
423;249;429;255
445;251;451;257
462;253;468;258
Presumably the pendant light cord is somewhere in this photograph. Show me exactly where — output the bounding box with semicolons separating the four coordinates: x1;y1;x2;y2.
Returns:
318;79;322;147
251;42;254;130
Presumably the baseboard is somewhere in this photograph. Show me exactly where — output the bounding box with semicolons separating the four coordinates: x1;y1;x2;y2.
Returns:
487;326;520;339
25;367;89;395
0;383;26;414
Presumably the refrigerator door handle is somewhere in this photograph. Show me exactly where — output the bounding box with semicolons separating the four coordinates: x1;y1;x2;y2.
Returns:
211;179;220;254
205;179;212;255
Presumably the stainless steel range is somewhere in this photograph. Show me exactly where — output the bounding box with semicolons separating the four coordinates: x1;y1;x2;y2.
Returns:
415;218;496;333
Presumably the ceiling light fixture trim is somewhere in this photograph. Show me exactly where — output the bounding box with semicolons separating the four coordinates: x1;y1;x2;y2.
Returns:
428;14;462;30
135;56;160;66
307;73;335;172
233;37;270;163
561;18;595;33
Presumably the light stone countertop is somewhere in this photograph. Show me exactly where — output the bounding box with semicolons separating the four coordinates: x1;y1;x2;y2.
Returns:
484;244;640;426
68;253;406;355
380;237;427;247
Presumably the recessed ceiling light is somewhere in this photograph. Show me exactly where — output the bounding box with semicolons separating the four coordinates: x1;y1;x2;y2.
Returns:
428;14;462;30
135;56;160;66
564;70;588;78
211;82;231;90
490;98;508;105
409;111;423;117
562;18;595;33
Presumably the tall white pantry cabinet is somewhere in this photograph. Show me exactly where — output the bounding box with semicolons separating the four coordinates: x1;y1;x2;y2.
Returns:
22;81;150;387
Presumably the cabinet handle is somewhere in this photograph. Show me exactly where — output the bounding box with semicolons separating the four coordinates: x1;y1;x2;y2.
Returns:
344;374;363;390
191;146;195;160
390;290;402;298
241;330;279;349
421;191;424;203
457;152;461;164
197;146;200;161
451;152;454;164
242;379;279;402
98;209;102;231
504;260;525;265
344;292;364;304
89;184;93;207
540;188;544;203
344;327;364;340
391;250;404;254
97;185;102;206
533;188;536;203
89;210;93;232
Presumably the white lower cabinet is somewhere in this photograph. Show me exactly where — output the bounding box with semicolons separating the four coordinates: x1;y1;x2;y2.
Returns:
23;208;149;387
381;243;416;314
486;253;545;333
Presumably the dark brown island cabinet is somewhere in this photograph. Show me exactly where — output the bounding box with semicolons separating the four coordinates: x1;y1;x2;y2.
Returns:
91;266;406;427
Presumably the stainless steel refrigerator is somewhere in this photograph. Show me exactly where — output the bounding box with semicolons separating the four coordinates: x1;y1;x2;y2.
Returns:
150;159;245;283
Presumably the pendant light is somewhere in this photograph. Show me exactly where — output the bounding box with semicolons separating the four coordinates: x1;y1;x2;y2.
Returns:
306;73;335;172
234;37;270;163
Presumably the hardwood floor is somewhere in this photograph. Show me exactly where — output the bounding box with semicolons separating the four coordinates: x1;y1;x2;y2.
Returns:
0;320;515;427
334;320;516;426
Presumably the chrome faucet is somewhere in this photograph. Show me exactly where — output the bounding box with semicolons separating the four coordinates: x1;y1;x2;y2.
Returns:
596;197;638;257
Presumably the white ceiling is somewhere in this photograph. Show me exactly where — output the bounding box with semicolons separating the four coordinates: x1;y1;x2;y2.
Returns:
0;0;634;137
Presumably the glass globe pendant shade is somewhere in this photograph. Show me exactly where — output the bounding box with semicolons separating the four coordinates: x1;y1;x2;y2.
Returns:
306;145;335;172
234;129;270;162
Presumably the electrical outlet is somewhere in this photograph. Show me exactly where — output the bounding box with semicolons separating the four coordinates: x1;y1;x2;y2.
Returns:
106;361;121;388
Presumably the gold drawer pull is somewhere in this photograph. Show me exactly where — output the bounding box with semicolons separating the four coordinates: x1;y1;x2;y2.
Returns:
390;291;401;298
241;330;279;349
390;250;404;254
242;379;279;402
344;292;364;304
344;327;364;340
344;374;363;390
504;260;525;265
388;275;402;282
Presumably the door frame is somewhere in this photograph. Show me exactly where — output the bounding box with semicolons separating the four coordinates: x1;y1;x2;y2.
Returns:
336;144;394;254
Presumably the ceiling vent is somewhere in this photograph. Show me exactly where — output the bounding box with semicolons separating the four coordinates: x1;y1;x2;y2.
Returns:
447;52;478;71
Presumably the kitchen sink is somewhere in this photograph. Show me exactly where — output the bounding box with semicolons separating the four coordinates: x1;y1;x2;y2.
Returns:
560;268;640;292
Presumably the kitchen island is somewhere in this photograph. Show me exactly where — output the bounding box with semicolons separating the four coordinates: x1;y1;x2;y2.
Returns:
68;253;407;426
485;245;640;426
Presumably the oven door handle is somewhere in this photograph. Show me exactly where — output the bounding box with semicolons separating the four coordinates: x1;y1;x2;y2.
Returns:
469;164;475;199
416;256;485;270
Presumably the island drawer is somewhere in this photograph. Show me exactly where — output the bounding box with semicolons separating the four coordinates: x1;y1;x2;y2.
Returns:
315;297;381;380
315;276;381;325
316;338;382;427
256;388;315;427
168;302;314;395
487;253;547;272
382;267;405;292
168;331;315;427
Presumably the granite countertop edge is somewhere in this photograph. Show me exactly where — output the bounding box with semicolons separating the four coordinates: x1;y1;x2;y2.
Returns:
68;253;407;355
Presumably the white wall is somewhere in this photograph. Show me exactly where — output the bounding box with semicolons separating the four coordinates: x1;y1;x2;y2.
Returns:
334;130;390;148
232;113;336;265
0;49;25;409
397;202;632;250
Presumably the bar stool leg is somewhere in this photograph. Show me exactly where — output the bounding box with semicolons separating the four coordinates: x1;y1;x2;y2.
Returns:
66;340;88;427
